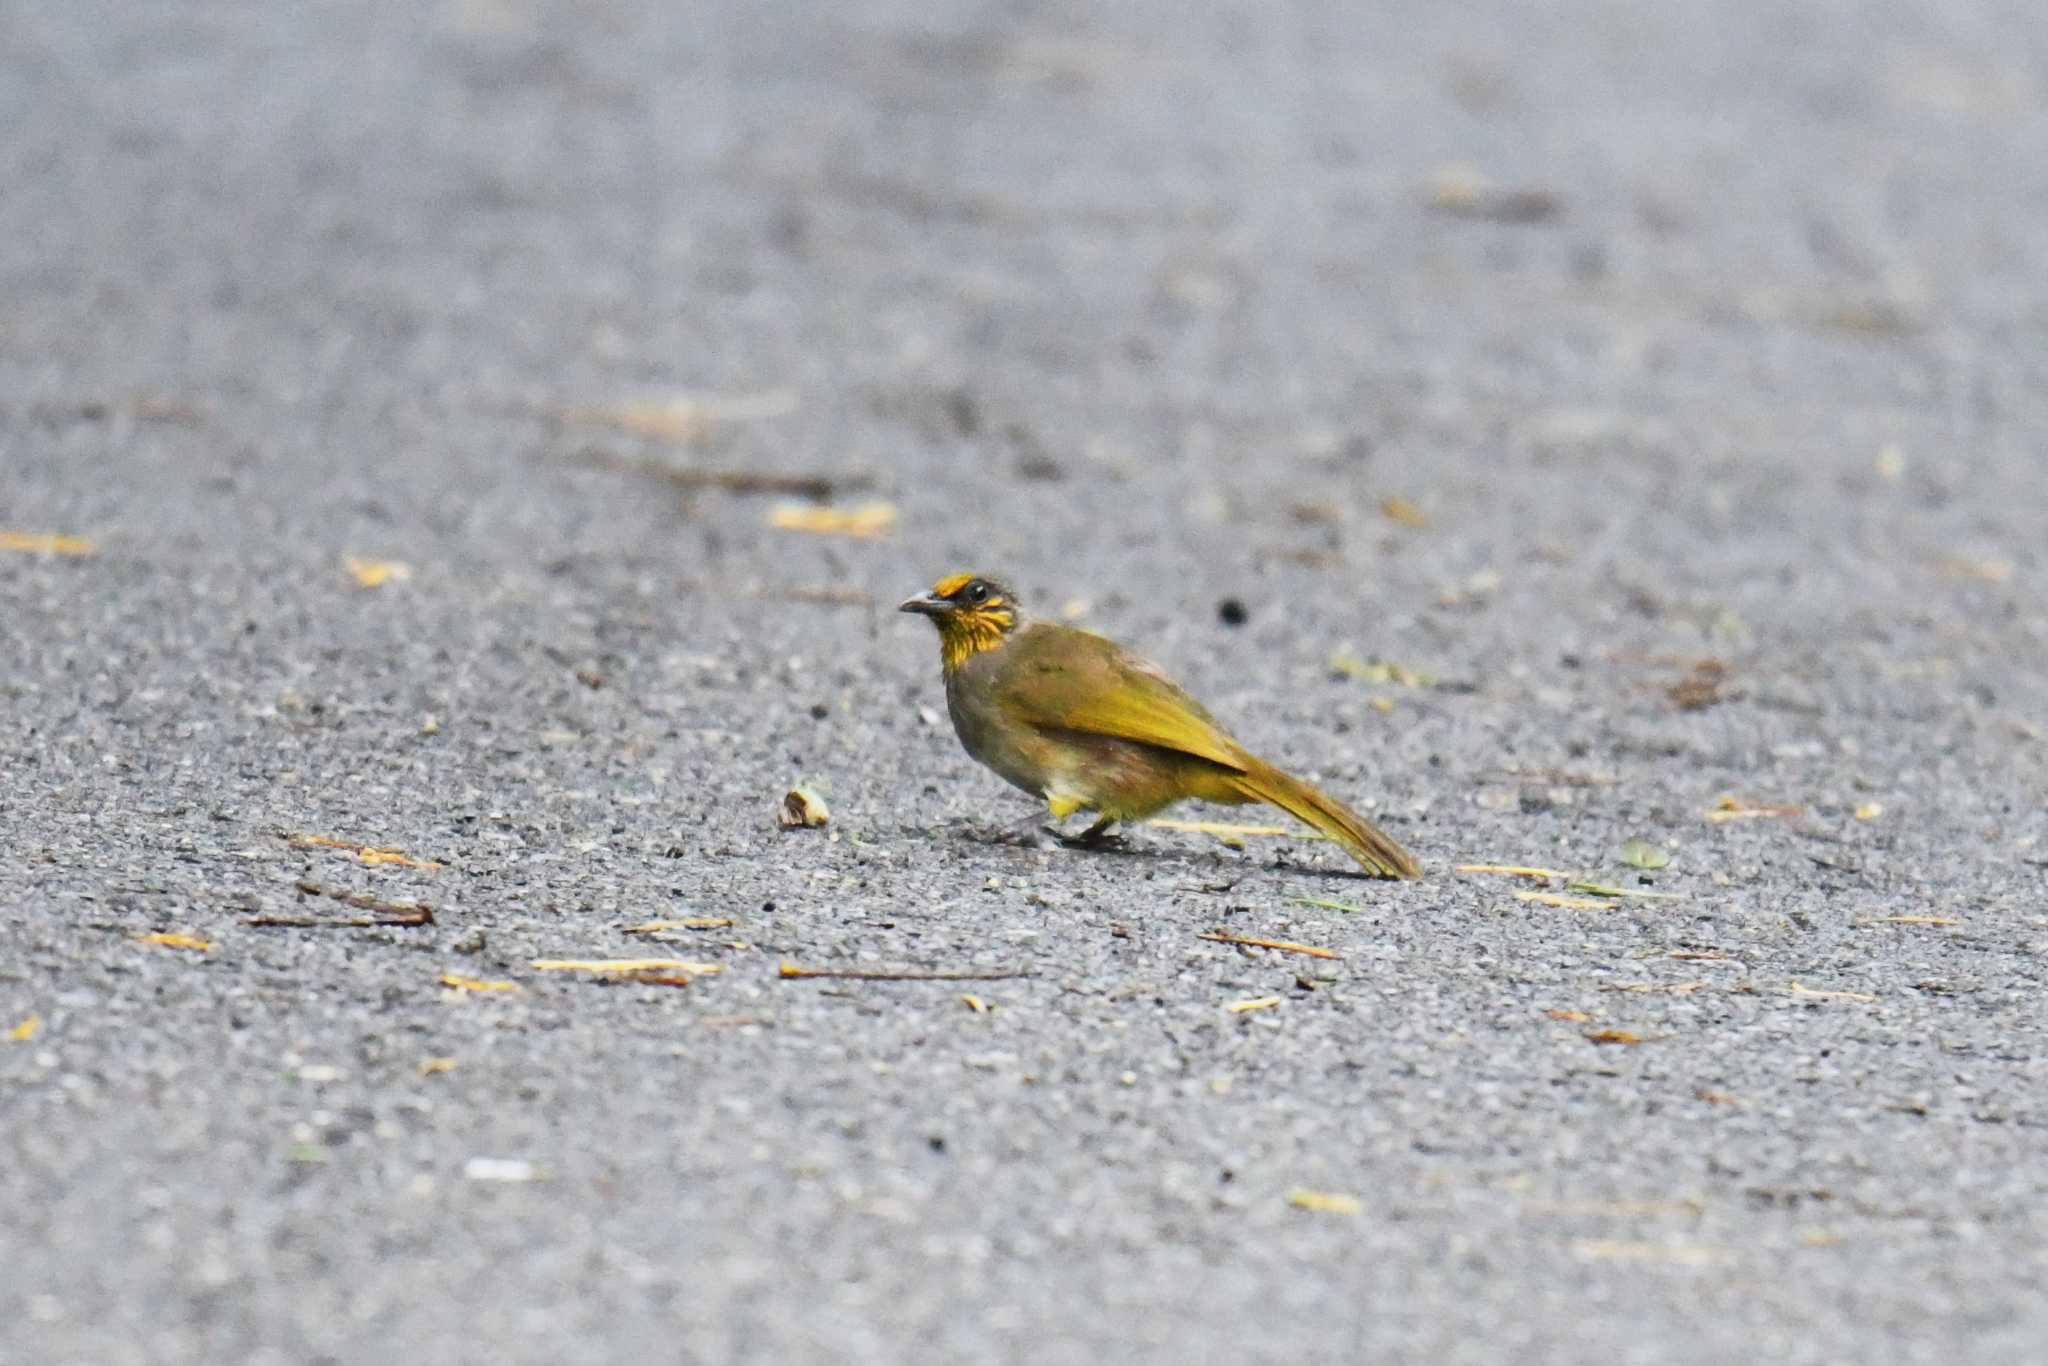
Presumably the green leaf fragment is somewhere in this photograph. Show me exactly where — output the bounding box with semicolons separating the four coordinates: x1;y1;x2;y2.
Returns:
1620;838;1671;870
1566;881;1684;901
1290;896;1366;914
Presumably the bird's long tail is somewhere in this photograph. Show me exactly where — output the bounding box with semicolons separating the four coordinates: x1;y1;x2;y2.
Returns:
1220;759;1420;880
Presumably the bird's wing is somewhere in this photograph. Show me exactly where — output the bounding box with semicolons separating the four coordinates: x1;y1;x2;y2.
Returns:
993;624;1251;772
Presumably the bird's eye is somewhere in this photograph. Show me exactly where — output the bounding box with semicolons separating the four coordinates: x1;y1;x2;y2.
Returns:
967;582;990;604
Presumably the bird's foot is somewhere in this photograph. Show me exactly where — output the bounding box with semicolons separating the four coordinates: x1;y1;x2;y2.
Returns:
1056;816;1125;850
980;811;1058;849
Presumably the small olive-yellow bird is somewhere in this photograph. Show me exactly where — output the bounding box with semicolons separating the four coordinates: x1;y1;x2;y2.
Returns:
900;573;1420;879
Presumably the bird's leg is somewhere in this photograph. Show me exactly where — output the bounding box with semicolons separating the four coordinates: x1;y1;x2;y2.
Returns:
984;806;1055;848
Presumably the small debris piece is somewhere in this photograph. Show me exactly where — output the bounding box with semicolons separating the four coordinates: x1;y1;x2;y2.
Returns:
1938;558;2013;583
246;881;433;927
1519;1199;1705;1218
1788;982;1876;1003
1584;1029;1647;1045
1564;881;1684;901
0;531;96;555
1667;659;1729;710
129;396;204;425
1015;451;1066;482
1546;1008;1592;1022
345;557;411;589
1217;597;1249;626
530;959;722;979
1457;864;1570;881
1429;167;1562;224
623;918;735;935
1225;996;1283;1014
292;880;424;911
1289;896;1365;914
463;1157;543;1183
1573;1239;1733;1267
1619;838;1671;870
6;1014;40;1043
1853;915;1959;927
1198;930;1340;961
1875;445;1906;481
1490;766;1620;788
136;932;212;952
285;833;442;869
1604;981;1711;995
1378;495;1430;528
1515;891;1615;910
441;973;519;993
419;1057;457;1076
1704;796;1802;824
777;963;1033;982
1328;653;1436;687
959;994;991;1013
1854;802;1884;821
779;786;831;829
1666;949;1735;962
287;1144;329;1165
574;447;866;499
246;908;432;929
1815;299;1922;335
1695;1088;1745;1107
1289;498;1344;525
558;390;798;445
767;501;897;538
1286;1189;1362;1215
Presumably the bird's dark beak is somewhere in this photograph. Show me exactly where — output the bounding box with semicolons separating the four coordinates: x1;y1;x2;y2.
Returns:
898;591;951;617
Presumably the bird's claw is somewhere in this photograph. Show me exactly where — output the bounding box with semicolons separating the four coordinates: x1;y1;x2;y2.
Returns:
973;813;1058;849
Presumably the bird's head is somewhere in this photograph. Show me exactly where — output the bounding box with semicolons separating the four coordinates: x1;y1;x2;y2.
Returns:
899;573;1023;672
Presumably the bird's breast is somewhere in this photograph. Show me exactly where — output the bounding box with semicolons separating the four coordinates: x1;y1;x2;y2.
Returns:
943;654;1054;797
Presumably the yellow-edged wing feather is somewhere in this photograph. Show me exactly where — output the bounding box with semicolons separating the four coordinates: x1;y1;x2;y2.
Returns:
993;624;1250;770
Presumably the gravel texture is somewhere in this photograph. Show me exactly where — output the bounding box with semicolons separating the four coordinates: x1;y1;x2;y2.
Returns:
3;2;2046;1362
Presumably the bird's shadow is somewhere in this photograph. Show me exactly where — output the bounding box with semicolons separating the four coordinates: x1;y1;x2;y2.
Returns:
950;822;1405;884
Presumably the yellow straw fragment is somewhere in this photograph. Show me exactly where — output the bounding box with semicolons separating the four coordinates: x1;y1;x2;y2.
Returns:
441;974;519;993
0;531;96;555
767;502;896;538
1287;1188;1363;1215
345;557;412;589
135;932;212;952
1514;892;1617;910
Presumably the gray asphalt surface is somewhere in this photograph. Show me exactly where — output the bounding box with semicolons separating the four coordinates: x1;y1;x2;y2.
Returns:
5;2;2047;1362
